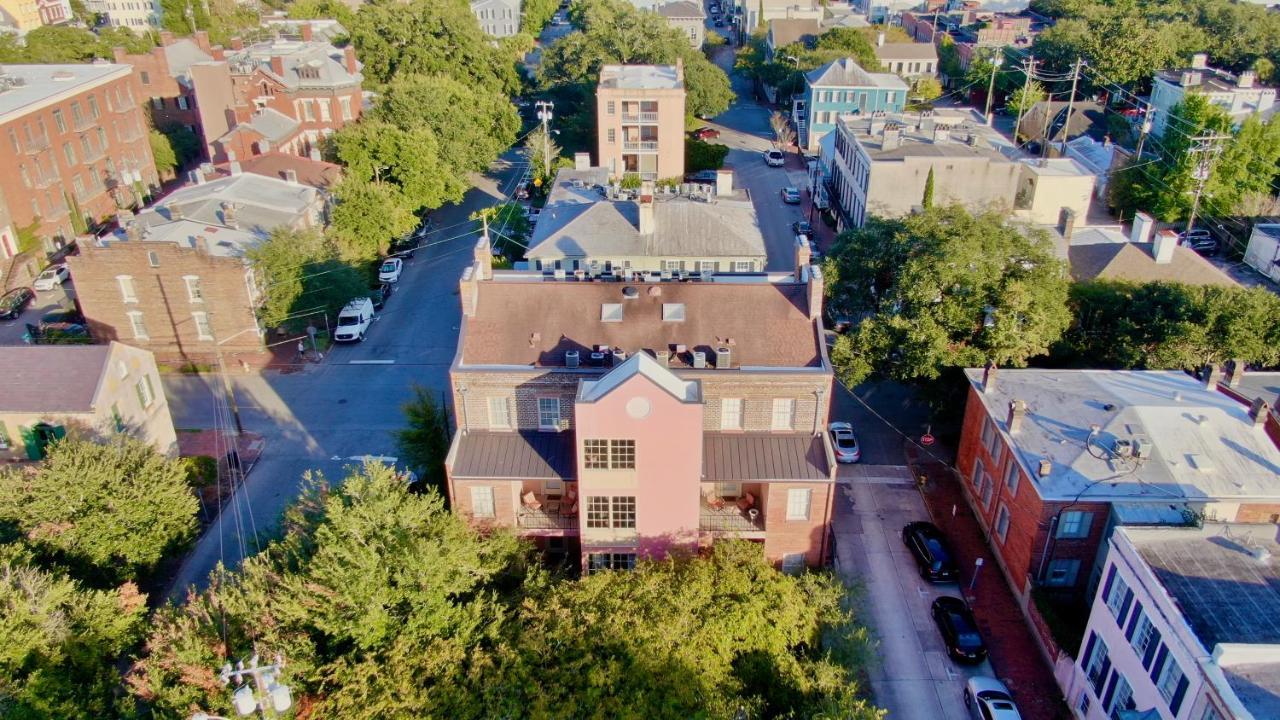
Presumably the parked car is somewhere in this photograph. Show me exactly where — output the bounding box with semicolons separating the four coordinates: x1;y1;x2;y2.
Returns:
931;597;987;664
378;257;404;283
964;676;1023;720
23;321;89;344
515;181;531;200
369;282;393;310
902;521;959;582
32;264;70;292
685;169;719;183
1179;229;1219;255
792;219;813;236
0;287;34;320
780;186;801;204
333;297;375;342
828;422;860;463
388;235;417;259
691;127;720;140
763;149;785;167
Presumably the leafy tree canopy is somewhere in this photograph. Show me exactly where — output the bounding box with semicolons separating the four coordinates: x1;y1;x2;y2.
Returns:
0;437;199;585
330;119;454;211
326;176;418;261
395;385;450;498
248;226;369;327
824;206;1072;387
148;129;179;177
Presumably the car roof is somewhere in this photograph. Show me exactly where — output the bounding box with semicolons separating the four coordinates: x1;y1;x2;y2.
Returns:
966;676;1012;696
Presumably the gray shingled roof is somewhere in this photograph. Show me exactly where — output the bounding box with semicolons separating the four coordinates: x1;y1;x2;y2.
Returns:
806;58;907;89
232;39;360;90
526;196;767;261
0;345;112;413
243;108;301;144
657;0;705;18
874;42;938;61
163;39;215;82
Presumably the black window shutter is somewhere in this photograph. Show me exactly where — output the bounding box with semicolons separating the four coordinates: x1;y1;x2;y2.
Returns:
1149;644;1168;683
1101;565;1116;603
1101;669;1118;708
1125;606;1142;641
1118;588;1134;626
1095;653;1112;696
1080;631;1097;670
1142;628;1162;669
1170;674;1189;715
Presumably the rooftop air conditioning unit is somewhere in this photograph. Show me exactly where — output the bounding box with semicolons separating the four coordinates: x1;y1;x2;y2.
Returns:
566;350;580;368
1113;439;1134;458
715;346;732;369
612;348;627;364
590;351;606;367
693;351;707;369
1133;436;1153;458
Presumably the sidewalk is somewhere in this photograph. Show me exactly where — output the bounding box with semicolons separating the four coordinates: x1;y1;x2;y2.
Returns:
906;446;1070;720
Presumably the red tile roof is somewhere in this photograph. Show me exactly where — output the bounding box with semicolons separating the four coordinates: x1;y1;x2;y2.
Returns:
461;279;822;368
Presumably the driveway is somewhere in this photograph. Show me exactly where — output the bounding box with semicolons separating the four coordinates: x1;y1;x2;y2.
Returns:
0;282;76;345
164;149;531;599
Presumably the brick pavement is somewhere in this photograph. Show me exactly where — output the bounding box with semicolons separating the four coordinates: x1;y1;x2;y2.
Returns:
907;445;1071;720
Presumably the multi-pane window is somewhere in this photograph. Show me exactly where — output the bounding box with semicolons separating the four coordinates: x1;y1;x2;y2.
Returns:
1155;658;1184;705
584;439;609;469
610;496;636;528
786;488;811;520
982;417;1001;457
1104;569;1131;623
994;504;1011;543
470;486;495;518
585;496;611;527
971;457;985;487
609;440;635;469
487;397;511;429
1129;611;1156;658
537;397;560;429
135;374;155;408
585;497;636;528
52;109;66;133
1081;633;1111;696
771;398;794;431
126;310;147;339
1059;510;1093;539
588;553;635;572
339;96;352;121
1045;559;1081;586
980;471;993;508
1003;460;1019;495
732;261;753;272
184;275;203;303
63;142;76;165
607;128;615;143
318;98;332;122
781;553;805;573
193;312;213;341
87;95;100;119
721;398;742;430
1107;674;1134;719
177;96;189;110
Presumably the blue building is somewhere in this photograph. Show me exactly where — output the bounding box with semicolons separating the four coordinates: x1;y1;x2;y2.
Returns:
793;58;908;151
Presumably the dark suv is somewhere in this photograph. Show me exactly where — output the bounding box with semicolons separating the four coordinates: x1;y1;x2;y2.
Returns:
0;287;34;320
932;596;987;664
903;521;959;582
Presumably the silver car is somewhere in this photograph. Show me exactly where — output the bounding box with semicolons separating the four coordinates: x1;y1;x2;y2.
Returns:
964;677;1023;720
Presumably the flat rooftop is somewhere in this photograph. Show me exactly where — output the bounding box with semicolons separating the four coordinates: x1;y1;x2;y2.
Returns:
0;64;129;122
598;64;683;90
840;109;1021;162
1157;67;1275;94
963;369;1280;502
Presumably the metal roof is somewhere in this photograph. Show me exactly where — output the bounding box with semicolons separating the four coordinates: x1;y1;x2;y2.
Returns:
703;433;831;482
450;431;576;480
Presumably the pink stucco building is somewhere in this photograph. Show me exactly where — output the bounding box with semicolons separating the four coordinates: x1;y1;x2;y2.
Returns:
444;237;837;573
1064;524;1280;720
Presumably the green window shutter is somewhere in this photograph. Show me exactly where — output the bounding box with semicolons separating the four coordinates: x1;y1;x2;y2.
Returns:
20;425;42;460
0;421;10;449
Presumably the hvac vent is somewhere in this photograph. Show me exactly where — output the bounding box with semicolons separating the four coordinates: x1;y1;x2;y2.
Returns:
622;286;639;300
693;351;707;369
565;350;580;368
662;303;685;322
590;351;606;367
715;346;731;369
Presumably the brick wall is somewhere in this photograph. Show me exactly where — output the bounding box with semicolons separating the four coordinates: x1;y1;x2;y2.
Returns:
763;482;834;567
1236;504;1280;524
449;477;519;528
113;43;203;139
68;241;264;363
451;366;831;433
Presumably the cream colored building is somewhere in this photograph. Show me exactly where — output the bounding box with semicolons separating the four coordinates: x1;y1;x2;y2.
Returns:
0;342;178;460
1014;158;1095;226
596;63;687;181
0;0;41;32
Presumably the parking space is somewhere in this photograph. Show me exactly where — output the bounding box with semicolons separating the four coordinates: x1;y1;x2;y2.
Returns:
0;282;76;345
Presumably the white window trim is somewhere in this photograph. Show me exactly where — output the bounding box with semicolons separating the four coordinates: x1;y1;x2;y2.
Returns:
126;310;147;340
183;275;203;303
721;398;743;430
786;488;811;521
117;274;137;303
487;397;512;429
192;311;213;341
470;486;495;518
771;398;794;431
537;397;560;430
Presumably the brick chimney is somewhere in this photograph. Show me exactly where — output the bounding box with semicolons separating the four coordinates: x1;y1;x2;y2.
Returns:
1226;358;1245;388
230;36;244;51
795;235;811;280
982;361;997;394
270;56;286;77
472;235;492;281
1249;397;1271;428
637;181;655;235
808;264;824;321
344;46;359;75
300;22;314;41
193;30;211;52
1007;399;1027;434
1203;363;1222;392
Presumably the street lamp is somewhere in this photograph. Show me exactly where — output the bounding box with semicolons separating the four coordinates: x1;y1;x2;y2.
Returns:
984;55;1004;126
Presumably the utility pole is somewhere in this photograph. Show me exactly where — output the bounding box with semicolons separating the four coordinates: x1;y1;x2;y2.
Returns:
1055;56;1083;159
984;54;1003;126
1013;54;1035;147
534;100;554;179
1185;132;1230;236
1134;109;1154;160
218;654;292;718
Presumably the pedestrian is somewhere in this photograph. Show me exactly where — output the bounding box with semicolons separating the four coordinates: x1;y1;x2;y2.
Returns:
297;340;306;360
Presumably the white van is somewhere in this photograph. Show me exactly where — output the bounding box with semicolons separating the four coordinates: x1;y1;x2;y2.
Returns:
333;297;374;342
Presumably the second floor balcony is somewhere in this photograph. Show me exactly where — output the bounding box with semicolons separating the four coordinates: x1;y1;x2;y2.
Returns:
620;111;660;123
23;135;50;154
622;140;659;151
699;490;765;534
517;502;579;531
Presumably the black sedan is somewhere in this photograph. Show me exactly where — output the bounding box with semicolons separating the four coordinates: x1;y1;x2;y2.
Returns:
0;287;34;320
792;219;813;236
931;596;987;664
902;521;959;582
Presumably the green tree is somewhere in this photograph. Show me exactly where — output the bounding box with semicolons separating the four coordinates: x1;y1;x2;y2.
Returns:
921;167;935;209
247;226;368;327
97;26;157;54
16;26;103;63
522;0;560;34
825;207;1071;387
686;136;729;171
0;545;148;719
770;110;796;150
286;0;354;24
1007;80;1046;127
330;119;454;210
0;437;199;584
326;177;418;261
474;202;532;260
525;124;562;186
1206;114;1280;215
149;128;178;177
158;123;201;169
395;385;450;498
811;26;880;70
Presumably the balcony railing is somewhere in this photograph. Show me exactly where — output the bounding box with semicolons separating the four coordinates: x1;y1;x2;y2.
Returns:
72;116;95;132
23;136;50;154
699;499;765;533
620;112;659;123
112;99;138;114
31;172;61;189
517;505;579;531
622;141;659;151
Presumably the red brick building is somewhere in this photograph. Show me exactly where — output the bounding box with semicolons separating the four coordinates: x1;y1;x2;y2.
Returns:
955;366;1280;603
445;239;838;572
112;31;218;141
0;63;158;257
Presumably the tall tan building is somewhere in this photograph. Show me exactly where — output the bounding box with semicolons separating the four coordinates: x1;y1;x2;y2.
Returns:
596;62;686;181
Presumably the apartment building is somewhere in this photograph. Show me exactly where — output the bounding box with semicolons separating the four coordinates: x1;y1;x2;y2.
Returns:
1150;54;1276;138
873;35;938;80
112;31;217;143
656;1;706;49
0;342;177;460
189;35;363;162
470;0;520;38
596;63;686;181
87;0;160;31
955;366;1280;604
67;170;326;363
793;58;908;151
523;166;767;273
445;238;837;572
0;63;158;257
0;0;70;33
1065;523;1280;720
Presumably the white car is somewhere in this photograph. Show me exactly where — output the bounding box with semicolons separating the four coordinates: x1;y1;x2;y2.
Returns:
333;297;375;343
763;149;785;167
829;422;861;463
964;677;1023;720
33;264;70;292
378;257;403;283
